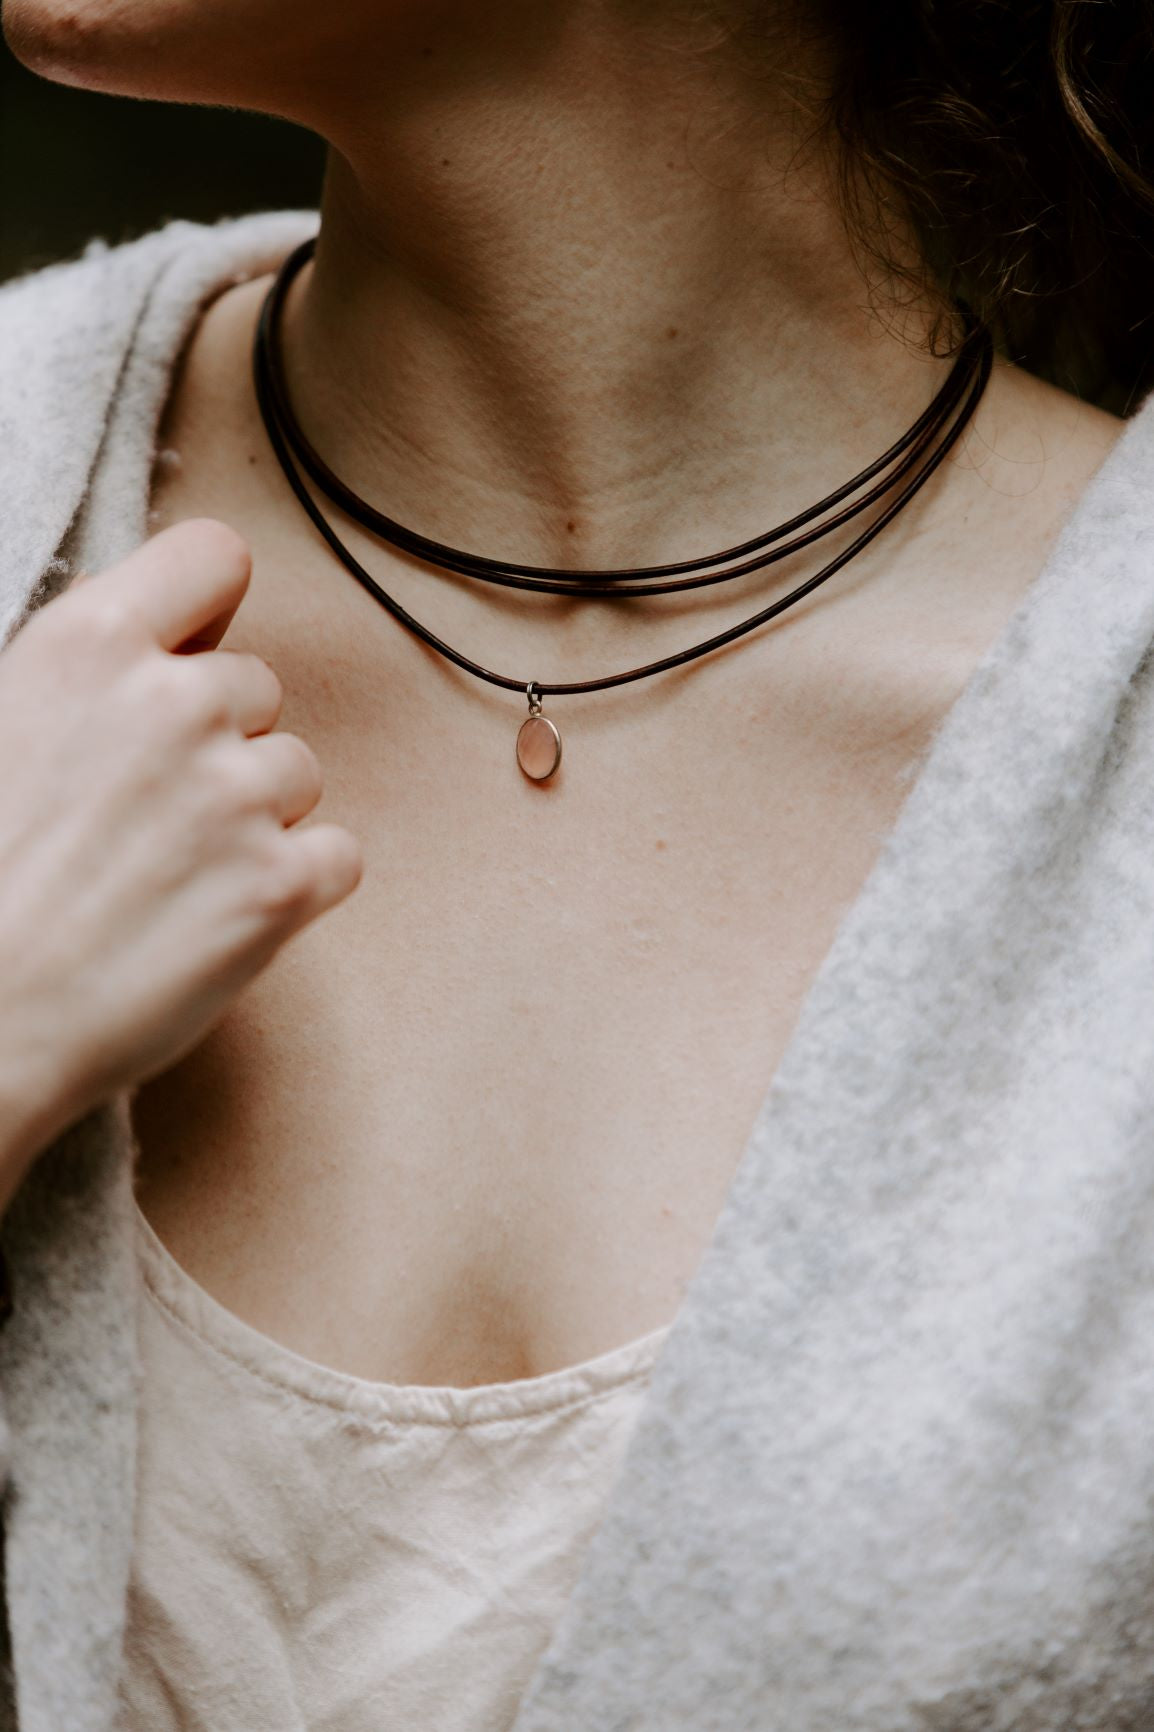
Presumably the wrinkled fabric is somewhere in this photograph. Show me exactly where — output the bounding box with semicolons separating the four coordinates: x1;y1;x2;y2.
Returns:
116;1205;665;1732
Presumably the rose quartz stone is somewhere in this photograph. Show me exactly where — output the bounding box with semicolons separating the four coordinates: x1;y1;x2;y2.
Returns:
516;715;562;780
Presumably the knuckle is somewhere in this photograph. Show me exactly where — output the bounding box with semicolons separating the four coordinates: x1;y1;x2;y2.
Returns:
286;732;322;791
314;825;365;894
65;589;142;651
248;652;285;718
209;748;266;815
159;660;229;734
128;654;179;718
331;828;365;891
258;653;284;703
252;841;314;922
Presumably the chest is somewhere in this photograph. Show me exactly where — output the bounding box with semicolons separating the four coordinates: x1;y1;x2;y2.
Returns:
129;503;977;1386
128;292;1026;1385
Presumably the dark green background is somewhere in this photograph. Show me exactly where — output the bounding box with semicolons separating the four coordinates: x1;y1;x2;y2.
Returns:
1;29;324;282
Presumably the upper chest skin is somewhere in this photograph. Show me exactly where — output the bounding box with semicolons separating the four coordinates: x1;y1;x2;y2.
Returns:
129;276;1121;1387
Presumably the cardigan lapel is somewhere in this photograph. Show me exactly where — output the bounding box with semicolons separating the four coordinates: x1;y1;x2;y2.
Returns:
0;210;318;1732
509;399;1154;1730
0;223;183;1732
0;225;176;647
0;209;321;645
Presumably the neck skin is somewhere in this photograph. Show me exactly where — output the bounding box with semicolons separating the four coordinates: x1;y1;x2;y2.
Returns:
277;1;957;577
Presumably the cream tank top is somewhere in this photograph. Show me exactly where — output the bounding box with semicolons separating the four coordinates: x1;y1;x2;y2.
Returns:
115;1203;669;1731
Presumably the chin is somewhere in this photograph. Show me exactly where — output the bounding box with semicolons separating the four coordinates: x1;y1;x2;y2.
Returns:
2;0;254;100
5;0;142;87
3;0;425;114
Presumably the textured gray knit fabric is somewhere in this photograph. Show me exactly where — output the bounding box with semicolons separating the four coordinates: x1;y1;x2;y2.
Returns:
3;210;1154;1732
0;210;321;1732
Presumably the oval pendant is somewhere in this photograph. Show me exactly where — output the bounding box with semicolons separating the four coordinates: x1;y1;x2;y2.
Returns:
516;683;563;781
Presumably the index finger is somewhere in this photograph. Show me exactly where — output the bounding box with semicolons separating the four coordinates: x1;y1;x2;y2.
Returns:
94;518;254;653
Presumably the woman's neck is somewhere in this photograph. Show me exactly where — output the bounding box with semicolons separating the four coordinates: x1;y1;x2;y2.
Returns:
280;1;955;570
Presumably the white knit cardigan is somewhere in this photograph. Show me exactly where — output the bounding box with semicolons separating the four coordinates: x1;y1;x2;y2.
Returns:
5;209;1154;1732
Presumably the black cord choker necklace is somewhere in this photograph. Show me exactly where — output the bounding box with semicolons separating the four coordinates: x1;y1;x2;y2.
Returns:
252;236;994;783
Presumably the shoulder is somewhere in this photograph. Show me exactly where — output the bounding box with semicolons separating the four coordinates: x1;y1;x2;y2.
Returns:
0;209;319;648
959;360;1154;599
967;361;1129;510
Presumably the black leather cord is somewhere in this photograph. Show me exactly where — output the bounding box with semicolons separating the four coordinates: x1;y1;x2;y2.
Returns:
252;236;994;701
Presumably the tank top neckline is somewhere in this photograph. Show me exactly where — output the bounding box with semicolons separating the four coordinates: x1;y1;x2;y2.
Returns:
133;1198;672;1430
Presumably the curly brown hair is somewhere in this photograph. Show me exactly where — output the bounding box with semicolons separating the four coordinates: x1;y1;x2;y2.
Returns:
819;0;1154;412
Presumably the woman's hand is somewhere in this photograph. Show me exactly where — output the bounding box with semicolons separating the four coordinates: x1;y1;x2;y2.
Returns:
0;518;363;1199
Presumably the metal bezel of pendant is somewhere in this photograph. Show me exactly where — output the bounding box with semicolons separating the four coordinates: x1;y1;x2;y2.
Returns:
516;683;563;781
